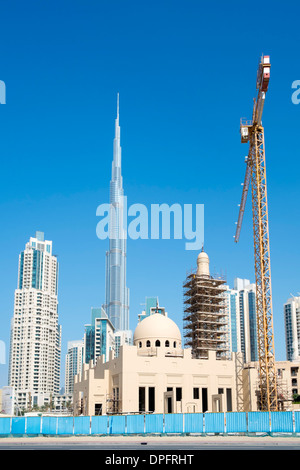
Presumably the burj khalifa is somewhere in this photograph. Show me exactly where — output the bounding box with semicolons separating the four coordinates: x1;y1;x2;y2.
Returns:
104;94;130;332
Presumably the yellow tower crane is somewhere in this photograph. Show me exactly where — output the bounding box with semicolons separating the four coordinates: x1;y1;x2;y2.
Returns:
234;55;278;412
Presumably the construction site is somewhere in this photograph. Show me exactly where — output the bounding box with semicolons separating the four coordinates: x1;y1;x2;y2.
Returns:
183;54;297;413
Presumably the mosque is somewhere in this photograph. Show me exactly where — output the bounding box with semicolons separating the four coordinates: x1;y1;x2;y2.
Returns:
73;311;238;416
73;250;239;416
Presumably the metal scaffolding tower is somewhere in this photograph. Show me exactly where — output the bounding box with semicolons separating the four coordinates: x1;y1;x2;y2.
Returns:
183;271;229;359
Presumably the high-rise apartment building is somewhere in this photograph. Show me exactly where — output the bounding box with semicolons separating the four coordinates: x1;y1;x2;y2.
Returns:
226;278;258;363
284;296;300;362
8;231;61;407
104;95;130;333
84;307;115;364
138;297;167;323
65;340;84;394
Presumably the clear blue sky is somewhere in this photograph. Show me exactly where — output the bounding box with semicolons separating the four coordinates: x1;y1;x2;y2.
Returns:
0;0;299;387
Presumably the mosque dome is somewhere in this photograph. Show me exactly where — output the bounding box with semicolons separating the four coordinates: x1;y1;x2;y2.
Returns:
133;313;182;349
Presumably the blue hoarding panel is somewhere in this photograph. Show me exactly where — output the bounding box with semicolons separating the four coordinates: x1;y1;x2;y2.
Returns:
11;417;26;434
165;414;183;433
204;413;225;433
271;412;293;433
184;413;204;433
4;411;300;436
294;412;300;432
26;417;41;434
0;418;11;435
226;412;247;433
91;416;108;435
126;414;144;434
248;412;270;433
145;413;164;433
74;416;90;435
57;417;73;434
109;415;126;434
42;417;57;435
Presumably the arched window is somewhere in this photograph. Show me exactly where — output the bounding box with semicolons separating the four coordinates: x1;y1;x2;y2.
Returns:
155;340;160;347
165;340;170;347
173;341;177;348
146;340;151;347
138;341;142;348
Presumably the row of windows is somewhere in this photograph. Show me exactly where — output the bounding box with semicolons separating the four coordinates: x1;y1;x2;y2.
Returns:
138;340;177;348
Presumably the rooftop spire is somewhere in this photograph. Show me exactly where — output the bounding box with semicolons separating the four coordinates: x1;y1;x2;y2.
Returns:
113;93;121;167
117;92;119;121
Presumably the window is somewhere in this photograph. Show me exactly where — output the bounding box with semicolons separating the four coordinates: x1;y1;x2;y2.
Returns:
95;403;102;415
155;340;160;347
176;387;182;402
202;388;208;412
139;341;142;348
146;340;151;347
173;341;177;347
139;387;146;413
165;340;169;347
193;387;199;400
148;387;155;413
226;389;232;412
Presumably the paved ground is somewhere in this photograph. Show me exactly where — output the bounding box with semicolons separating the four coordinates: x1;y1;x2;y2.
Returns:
1;434;300;451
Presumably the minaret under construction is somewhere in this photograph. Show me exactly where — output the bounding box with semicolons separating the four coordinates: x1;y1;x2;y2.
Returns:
183;249;229;359
104;94;130;332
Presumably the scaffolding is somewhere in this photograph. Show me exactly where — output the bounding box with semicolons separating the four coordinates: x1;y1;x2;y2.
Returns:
106;390;121;415
183;271;229;359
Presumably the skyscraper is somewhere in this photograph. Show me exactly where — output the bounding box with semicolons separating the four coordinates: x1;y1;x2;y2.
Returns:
8;231;61;408
65;340;84;394
84;307;115;363
104;95;130;332
284;296;300;361
138;297;167;322
226;278;258;363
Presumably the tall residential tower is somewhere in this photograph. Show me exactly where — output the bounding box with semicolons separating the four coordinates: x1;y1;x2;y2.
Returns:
226;278;258;363
104;95;130;333
8;232;61;408
284;296;300;362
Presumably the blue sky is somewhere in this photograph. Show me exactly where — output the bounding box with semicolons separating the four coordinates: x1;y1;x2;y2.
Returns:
0;0;299;387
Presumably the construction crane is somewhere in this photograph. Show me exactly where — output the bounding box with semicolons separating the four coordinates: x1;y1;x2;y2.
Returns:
234;55;278;412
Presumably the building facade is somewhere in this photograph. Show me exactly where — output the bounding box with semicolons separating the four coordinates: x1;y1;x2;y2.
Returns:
138;297;167;323
8;231;61;410
226;278;258;363
84;307;115;364
65;340;84;394
242;359;300;411
284;296;300;362
74;313;237;416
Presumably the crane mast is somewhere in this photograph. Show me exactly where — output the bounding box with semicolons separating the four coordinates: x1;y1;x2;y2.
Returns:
235;55;278;412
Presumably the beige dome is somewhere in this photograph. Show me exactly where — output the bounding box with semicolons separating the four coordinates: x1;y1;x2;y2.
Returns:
197;250;210;277
133;313;182;346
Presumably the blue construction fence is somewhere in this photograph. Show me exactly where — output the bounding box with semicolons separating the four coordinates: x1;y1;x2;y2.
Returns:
1;411;300;436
